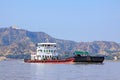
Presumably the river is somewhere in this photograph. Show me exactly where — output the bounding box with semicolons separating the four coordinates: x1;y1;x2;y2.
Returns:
0;60;120;80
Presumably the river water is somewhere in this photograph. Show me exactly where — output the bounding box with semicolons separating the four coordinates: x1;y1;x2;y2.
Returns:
0;60;120;80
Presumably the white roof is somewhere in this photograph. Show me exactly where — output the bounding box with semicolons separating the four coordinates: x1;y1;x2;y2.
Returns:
38;43;56;45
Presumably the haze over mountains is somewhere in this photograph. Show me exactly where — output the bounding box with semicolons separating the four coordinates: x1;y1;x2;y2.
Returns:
0;26;120;59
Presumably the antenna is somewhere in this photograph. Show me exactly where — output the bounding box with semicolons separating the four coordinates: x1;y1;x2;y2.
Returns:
46;35;49;43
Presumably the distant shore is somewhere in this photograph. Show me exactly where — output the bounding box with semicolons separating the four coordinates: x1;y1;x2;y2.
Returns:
104;60;120;62
0;56;7;61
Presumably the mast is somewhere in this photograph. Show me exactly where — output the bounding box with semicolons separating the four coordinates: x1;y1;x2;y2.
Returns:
46;35;49;43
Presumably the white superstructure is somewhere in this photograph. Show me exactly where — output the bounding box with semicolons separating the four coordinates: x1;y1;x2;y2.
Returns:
31;43;58;60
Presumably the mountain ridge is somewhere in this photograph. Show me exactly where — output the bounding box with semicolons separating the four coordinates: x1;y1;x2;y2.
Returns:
0;26;120;59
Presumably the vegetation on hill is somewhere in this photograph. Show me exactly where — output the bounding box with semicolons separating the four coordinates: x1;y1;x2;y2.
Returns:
0;26;120;60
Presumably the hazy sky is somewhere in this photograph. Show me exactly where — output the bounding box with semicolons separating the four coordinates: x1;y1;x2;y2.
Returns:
0;0;120;42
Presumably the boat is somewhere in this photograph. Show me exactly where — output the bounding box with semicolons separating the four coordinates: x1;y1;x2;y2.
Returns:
73;51;104;63
24;42;104;63
24;42;74;63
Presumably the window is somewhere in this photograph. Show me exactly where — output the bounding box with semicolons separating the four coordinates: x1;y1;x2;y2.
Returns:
46;50;48;52
51;50;53;52
45;55;47;58
40;50;42;52
41;45;44;47
45;45;46;47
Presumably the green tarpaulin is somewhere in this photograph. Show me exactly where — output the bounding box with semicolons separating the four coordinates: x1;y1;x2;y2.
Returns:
74;51;89;55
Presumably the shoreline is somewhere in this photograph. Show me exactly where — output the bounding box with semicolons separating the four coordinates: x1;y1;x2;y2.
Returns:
104;60;120;62
0;56;120;62
0;56;7;61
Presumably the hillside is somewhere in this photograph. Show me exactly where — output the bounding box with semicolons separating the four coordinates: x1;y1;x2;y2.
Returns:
0;26;120;59
0;26;77;55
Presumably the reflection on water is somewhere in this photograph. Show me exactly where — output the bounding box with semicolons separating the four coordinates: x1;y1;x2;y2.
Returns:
0;60;120;80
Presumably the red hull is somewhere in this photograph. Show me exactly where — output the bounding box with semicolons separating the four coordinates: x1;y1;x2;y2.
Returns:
24;58;74;63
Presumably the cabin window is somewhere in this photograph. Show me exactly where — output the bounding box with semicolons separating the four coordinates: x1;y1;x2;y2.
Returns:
46;50;48;52
45;45;47;47
45;55;47;58
51;50;53;52
49;50;50;52
40;50;42;52
38;50;42;52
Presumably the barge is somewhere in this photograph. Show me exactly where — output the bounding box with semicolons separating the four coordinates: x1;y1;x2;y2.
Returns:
73;51;104;63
